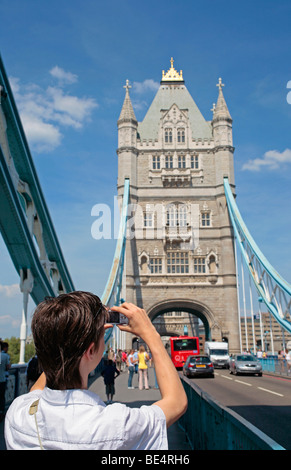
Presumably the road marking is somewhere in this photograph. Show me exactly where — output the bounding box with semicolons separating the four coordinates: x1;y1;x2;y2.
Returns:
220;374;233;380
257;387;284;397
235;379;252;386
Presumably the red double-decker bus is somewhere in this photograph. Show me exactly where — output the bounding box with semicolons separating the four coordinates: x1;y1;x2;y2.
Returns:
170;336;200;368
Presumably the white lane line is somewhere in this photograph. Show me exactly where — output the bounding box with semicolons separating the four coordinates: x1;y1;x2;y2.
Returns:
220;374;233;380
257;387;284;397
235;379;252;386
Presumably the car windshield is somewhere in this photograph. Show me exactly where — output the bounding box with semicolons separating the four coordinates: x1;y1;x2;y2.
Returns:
209;349;228;356
236;355;256;362
189;356;209;364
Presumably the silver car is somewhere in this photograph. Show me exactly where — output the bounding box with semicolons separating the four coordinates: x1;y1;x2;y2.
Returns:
229;354;262;376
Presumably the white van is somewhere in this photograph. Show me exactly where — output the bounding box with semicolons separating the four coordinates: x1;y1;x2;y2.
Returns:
204;341;229;368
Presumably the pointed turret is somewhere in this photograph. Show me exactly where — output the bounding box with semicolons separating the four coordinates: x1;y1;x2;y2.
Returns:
118;79;137;124
212;78;234;186
212;78;233;148
117;80;138;193
213;78;232;122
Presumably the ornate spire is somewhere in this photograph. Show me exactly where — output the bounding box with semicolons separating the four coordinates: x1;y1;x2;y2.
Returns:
118;79;137;123
213;77;232;121
161;57;184;83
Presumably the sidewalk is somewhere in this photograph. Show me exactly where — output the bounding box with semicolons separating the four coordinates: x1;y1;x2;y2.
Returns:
0;366;191;450
88;366;191;450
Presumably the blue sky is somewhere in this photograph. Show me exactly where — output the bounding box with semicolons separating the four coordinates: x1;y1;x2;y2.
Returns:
0;0;290;339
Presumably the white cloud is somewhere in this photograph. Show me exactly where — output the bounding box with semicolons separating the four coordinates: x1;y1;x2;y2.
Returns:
46;87;97;128
9;69;98;153
0;284;20;298
49;66;78;85
242;148;291;171
133;79;159;94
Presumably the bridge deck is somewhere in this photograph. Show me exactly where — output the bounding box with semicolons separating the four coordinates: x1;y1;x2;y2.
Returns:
0;366;191;450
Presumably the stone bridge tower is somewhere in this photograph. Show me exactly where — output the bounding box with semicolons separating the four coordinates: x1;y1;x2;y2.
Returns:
117;59;240;353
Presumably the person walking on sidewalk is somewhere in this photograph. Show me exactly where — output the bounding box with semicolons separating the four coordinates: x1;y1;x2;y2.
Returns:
138;345;149;390
127;349;136;389
101;359;120;404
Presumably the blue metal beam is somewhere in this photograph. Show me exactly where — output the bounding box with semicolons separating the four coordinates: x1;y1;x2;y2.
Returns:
0;54;74;301
0;145;55;303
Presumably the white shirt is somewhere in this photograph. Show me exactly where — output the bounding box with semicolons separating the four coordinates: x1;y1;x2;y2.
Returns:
5;387;168;450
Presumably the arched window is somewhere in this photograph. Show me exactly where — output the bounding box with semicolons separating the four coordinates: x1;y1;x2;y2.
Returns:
165;155;173;168
178;155;186;168
177;128;185;143
165;128;172;143
166;203;188;227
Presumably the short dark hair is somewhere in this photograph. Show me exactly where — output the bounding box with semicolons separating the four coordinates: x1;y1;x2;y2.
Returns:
31;291;107;390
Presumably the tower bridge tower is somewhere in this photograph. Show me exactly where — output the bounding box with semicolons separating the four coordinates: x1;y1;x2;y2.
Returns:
117;59;240;353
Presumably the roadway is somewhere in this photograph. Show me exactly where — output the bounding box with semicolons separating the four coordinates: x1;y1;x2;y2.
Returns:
183;368;291;450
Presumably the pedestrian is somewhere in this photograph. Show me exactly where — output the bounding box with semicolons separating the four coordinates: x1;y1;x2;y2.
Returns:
133;349;138;374
127;349;136;389
115;349;122;372
286;349;291;374
138;345;149;390
26;355;41;391
121;350;128;371
0;341;11;422
5;292;187;449
257;349;263;359
107;347;115;361
101;359;120;404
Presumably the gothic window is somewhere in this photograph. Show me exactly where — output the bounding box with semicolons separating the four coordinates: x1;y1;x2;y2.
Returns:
165;128;173;143
150;258;162;274
165;155;173;168
152;155;160;170
167;204;188;227
177;128;185;143
178;205;187;227
166;204;188;227
194;257;206;274
201;211;211;227
167;252;189;274
191;155;199;169
167;205;176;227
144;212;153;227
178;155;186;168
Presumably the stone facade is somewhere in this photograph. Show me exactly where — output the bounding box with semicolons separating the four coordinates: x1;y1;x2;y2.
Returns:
117;60;240;353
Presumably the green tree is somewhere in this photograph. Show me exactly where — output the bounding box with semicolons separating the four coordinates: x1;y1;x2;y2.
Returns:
4;337;35;364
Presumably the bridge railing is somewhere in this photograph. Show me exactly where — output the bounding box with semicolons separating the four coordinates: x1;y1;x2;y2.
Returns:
178;375;285;450
4;364;28;411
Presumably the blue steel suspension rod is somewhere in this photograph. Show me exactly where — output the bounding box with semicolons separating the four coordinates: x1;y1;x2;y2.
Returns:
101;179;130;343
224;177;291;333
